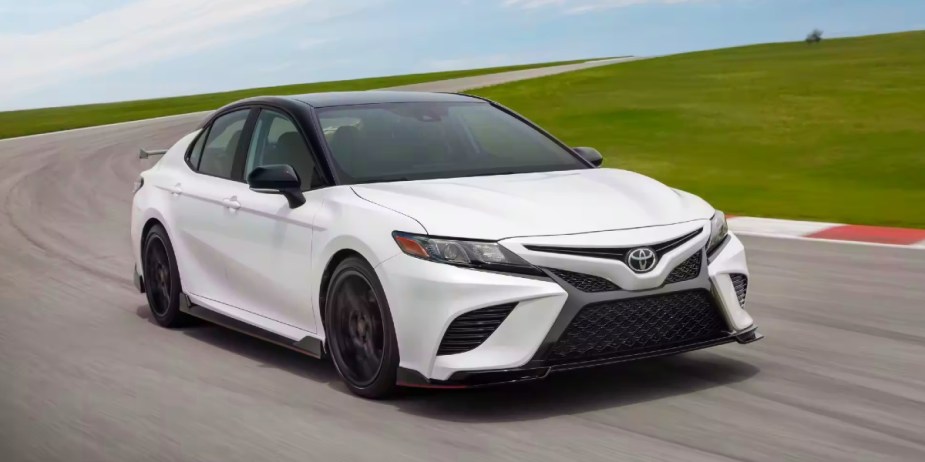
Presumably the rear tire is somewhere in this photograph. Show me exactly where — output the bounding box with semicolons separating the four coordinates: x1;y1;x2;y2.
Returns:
142;225;193;328
325;256;400;399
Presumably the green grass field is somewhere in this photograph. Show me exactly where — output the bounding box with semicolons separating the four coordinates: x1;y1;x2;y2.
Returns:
0;59;595;140
473;32;925;228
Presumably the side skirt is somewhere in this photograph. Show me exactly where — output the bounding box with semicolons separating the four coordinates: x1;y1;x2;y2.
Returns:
179;294;324;359
133;265;145;293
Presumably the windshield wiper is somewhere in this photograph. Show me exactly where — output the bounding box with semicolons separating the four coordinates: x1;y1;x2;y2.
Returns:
456;171;517;178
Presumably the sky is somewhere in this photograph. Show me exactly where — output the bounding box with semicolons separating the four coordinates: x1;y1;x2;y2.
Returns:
0;0;923;111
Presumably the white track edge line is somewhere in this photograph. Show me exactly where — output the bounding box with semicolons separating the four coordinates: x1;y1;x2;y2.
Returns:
735;231;925;251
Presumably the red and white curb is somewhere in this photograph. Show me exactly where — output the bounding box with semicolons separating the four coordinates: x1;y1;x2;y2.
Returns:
728;217;925;248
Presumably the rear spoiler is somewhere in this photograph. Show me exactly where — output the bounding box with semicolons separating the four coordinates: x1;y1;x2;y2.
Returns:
139;148;168;159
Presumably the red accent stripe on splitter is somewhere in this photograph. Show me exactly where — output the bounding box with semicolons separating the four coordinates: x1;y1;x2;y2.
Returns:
807;225;925;245
397;381;470;390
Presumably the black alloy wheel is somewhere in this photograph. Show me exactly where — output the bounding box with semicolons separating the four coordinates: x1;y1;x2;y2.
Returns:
325;256;399;398
142;225;192;327
145;239;172;317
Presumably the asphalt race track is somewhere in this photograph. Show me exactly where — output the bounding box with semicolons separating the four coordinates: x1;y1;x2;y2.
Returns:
1;62;923;462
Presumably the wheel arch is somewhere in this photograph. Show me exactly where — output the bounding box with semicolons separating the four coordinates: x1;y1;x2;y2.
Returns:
139;215;175;265
141;217;163;247
318;248;367;328
135;208;185;289
137;206;172;249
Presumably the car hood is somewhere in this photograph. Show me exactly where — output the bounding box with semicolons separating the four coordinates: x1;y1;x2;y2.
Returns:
351;168;714;240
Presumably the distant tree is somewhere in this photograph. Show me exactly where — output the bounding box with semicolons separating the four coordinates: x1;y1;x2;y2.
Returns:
805;29;823;44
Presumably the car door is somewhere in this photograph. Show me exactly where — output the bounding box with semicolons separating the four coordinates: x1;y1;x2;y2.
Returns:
171;108;253;305
219;107;325;333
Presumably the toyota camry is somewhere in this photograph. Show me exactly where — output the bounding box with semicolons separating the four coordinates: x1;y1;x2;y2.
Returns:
131;91;761;398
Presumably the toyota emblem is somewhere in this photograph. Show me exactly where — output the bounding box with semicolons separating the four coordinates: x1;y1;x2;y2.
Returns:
626;247;658;273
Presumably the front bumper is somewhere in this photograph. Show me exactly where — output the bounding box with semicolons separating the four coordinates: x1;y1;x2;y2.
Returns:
398;327;763;388
378;224;760;387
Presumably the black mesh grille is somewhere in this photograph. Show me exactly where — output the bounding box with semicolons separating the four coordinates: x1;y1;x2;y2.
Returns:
547;290;727;363
547;268;621;293
731;274;748;307
664;252;702;284
437;303;516;355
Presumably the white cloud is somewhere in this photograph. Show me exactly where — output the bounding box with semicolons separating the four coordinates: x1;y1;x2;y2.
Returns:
0;0;346;106
503;0;702;14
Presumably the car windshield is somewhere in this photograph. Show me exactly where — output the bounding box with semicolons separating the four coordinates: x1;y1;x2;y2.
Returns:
316;101;589;184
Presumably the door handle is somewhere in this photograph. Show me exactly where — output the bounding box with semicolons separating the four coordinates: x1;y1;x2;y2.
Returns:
168;183;182;196
222;196;241;210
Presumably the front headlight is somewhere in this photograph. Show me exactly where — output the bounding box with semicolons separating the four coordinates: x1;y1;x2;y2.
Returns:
707;211;729;255
392;232;543;276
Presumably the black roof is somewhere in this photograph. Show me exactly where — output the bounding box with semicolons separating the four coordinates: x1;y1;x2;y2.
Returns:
205;92;491;129
288;91;482;108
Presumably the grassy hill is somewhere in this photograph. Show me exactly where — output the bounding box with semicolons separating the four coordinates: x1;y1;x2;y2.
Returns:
473;31;925;228
0;59;594;140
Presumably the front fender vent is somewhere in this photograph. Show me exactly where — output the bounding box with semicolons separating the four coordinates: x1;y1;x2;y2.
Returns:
437;303;517;356
730;274;748;307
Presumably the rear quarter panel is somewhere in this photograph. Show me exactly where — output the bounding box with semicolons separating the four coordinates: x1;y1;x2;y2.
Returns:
131;130;200;280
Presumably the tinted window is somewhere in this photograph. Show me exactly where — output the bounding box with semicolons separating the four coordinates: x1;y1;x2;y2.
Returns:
245;109;317;189
199;110;249;179
317;102;587;184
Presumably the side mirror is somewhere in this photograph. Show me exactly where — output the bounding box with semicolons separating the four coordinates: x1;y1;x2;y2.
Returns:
247;164;306;209
574;147;604;167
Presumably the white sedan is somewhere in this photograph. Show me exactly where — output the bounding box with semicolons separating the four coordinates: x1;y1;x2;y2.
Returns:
131;91;761;398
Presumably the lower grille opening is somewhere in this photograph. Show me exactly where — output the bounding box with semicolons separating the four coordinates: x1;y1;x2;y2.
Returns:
731;274;748;307
547;268;622;293
437;303;517;356
547;290;727;363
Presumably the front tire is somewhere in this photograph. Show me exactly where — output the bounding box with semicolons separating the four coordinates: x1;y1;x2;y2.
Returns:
142;224;193;328
325;256;399;399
